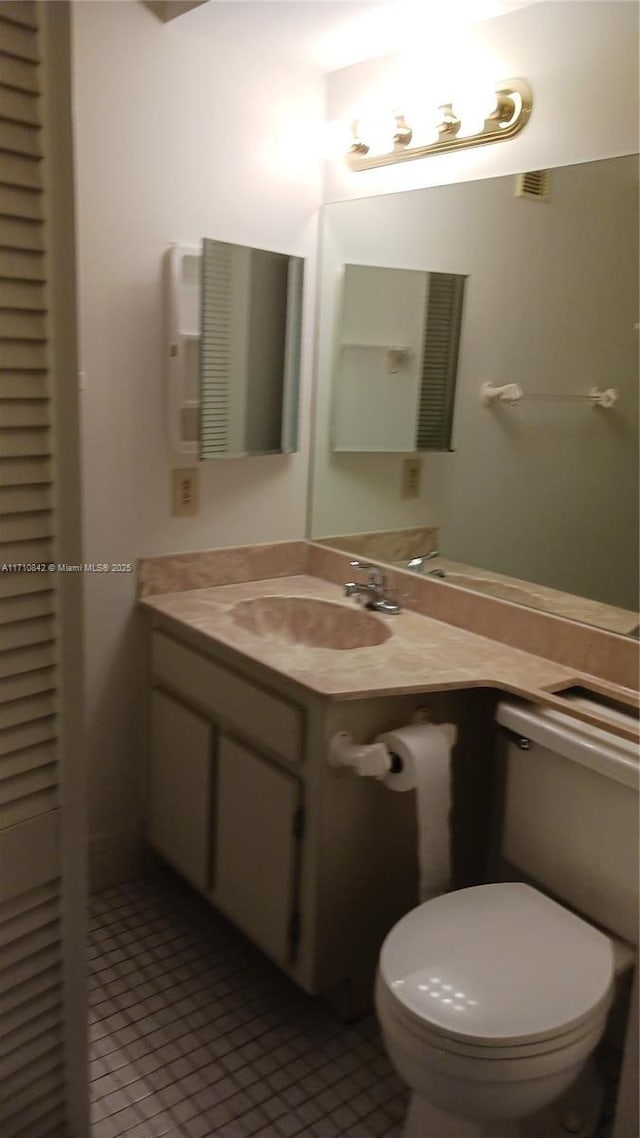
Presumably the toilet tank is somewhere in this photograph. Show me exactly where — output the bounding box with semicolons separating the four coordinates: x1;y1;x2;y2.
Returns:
496;699;639;945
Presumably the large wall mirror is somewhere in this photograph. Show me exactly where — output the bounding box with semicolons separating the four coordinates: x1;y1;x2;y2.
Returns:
309;155;639;637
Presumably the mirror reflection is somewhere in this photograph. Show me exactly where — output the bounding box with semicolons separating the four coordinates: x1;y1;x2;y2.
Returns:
310;155;639;636
200;238;303;458
333;264;466;452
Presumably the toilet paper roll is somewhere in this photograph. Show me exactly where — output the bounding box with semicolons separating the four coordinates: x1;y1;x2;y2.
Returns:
376;722;454;901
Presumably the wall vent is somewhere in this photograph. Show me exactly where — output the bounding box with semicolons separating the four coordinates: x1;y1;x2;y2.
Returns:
515;170;551;201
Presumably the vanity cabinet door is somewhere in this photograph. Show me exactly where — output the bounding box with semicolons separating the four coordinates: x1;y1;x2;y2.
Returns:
148;689;213;891
214;734;301;966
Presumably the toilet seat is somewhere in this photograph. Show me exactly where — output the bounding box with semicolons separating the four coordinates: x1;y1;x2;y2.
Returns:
377;973;609;1063
378;883;614;1054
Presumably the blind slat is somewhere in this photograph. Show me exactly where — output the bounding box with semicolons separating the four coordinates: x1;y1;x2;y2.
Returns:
0;616;56;652
0;18;38;61
0;247;44;279
0;401;49;428
0;689;57;731
0;645;56;685
0;481;52;513
0;426;50;454
0;184;42;220
0;85;38;128
0;119;41;159
0;54;39;96
0;4;39;38
0;739;56;779
0;510;53;542
0;456;52;486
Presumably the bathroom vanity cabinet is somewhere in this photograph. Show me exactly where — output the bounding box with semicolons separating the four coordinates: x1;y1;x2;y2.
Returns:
144;619;479;1014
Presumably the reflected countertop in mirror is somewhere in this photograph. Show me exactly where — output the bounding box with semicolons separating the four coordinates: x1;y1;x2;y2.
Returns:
309;155;639;636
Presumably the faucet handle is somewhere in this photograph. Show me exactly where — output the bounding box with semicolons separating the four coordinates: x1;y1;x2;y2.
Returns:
350;560;385;586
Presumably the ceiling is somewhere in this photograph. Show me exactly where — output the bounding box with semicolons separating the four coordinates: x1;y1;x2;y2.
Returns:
176;0;539;73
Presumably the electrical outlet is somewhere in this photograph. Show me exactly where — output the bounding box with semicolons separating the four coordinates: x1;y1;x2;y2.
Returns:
171;467;199;516
401;458;422;499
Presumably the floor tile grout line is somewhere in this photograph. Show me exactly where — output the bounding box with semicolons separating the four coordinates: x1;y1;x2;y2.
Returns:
88;870;405;1138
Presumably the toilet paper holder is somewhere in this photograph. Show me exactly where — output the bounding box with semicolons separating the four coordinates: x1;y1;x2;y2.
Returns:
329;714;456;780
328;731;399;779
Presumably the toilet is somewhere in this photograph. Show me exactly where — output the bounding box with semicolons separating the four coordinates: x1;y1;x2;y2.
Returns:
375;698;639;1138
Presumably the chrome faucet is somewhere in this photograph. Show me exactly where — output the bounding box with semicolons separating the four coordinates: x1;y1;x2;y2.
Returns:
344;561;401;614
407;550;446;578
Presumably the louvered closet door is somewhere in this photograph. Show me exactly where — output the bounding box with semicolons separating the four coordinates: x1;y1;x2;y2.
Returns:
0;3;86;1136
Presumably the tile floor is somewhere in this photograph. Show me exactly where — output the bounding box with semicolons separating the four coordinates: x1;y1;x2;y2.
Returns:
88;869;407;1138
88;869;620;1138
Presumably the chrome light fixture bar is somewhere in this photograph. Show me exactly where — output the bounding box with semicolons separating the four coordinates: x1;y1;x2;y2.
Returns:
347;78;533;171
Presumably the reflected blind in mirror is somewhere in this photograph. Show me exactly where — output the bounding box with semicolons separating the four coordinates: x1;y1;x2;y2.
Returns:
416;272;466;451
200;237;232;456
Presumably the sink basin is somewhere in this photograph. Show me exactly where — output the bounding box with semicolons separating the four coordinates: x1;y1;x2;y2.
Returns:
230;595;391;650
444;573;545;608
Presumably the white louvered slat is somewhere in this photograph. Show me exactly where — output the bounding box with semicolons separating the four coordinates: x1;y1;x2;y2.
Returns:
0;278;45;308
0;455;52;485
416;272;465;451
0;1000;62;1060
0;539;53;565
0;571;52;598
0;311;47;340
0;147;40;189
1;399;46;431
0;714;55;760
0;120;41;159
0;739;56;780
0;52;40;95
0;6;38;42
0;342;48;369
0;1;38;28
0;941;60;998
0;246;44;279
4;1098;66;1138
0;917;59;974
0;427;50;457
0;8;80;1133
0;644;56;682
0;785;58;827
200;238;232;455
3;1060;64;1123
0;216;44;253
1;1025;64;1081
0;615;56;651
0;961;60;1020
0;85;38;127
0;482;52;513
0;587;55;622
0;689;56;730
0;509;53;541
0;184;42;221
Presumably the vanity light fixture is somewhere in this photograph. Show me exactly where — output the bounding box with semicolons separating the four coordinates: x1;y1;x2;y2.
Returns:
347;78;532;171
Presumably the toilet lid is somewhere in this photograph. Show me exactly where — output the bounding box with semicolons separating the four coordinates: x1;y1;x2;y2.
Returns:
379;883;614;1047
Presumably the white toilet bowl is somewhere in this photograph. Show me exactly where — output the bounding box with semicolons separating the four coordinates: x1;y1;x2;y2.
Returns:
376;883;615;1138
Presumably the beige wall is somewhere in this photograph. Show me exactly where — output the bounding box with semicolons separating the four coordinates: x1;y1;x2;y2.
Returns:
72;0;322;884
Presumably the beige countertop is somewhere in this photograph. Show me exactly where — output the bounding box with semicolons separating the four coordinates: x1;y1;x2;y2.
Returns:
141;572;639;742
